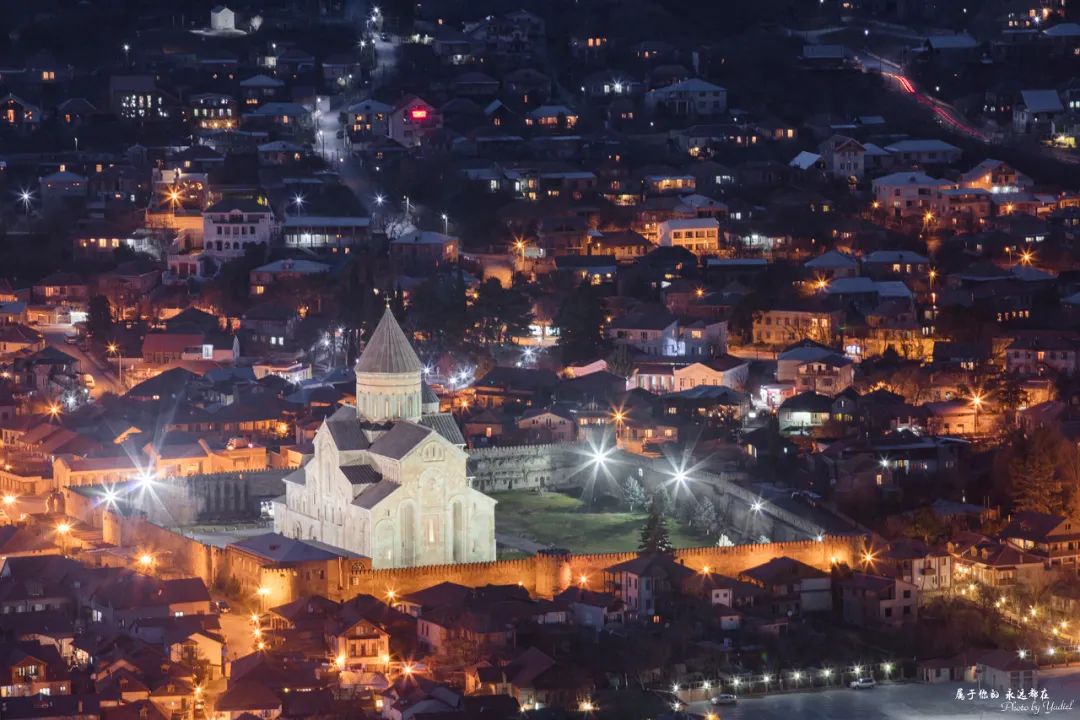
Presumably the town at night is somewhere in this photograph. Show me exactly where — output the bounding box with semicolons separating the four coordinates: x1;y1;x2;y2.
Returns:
2;0;1080;718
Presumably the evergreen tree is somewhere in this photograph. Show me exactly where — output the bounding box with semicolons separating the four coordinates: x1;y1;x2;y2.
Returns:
638;498;673;554
620;475;646;512
1011;427;1064;514
555;282;607;364
86;295;113;340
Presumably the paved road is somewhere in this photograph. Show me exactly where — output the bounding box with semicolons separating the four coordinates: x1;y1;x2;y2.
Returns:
41;324;123;396
689;669;1080;718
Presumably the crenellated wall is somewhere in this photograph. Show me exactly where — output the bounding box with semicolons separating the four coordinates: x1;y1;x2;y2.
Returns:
105;506;865;603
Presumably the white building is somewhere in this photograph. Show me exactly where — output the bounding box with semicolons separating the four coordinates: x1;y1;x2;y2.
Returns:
210;5;236;32
202;199;275;261
871;172;953;219
657;218;720;255
274;309;497;568
644;78;727;116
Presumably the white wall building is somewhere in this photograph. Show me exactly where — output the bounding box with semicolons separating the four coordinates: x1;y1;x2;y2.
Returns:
201;199;275;261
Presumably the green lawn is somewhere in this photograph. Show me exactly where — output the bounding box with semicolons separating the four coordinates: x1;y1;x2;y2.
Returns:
492;490;707;554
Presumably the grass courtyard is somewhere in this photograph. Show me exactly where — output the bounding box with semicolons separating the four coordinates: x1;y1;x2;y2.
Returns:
492;490;708;554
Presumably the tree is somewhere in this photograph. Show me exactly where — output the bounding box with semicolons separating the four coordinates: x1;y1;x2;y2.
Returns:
555;282;607;364
620;475;646;512
607;343;633;378
471;278;534;345
693;497;721;537
901;507;948;543
1010;427;1065;515
87;295;113;340
638;498;673;554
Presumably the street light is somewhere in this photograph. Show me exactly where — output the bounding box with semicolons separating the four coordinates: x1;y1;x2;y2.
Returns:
138;553;154;570
108;342;122;387
441;213;448;234
56;522;71;555
256;586;271;612
17;189;33;216
2;494;15;507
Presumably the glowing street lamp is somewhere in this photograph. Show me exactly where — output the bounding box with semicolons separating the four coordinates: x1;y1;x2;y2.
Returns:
971;392;984;434
107;342;122;387
138;553;154;570
440;213;449;234
256;586;271;612
17;189;33;216
2;494;15;507
55;522;71;555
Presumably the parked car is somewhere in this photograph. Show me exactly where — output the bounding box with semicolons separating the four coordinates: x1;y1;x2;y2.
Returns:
64;335;79;345
215;599;231;614
711;694;738;705
850;677;876;689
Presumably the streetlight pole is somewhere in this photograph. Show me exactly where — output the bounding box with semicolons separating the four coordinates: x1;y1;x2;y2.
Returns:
441;213;448;234
108;343;122;387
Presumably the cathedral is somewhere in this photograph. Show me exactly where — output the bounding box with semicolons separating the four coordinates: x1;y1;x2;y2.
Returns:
273;309;497;568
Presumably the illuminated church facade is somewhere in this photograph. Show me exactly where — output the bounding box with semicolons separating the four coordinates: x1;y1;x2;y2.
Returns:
274;309;496;568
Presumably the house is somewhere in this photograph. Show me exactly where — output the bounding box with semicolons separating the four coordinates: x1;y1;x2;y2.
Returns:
553;255;617;285
883;139;962;166
1000;511;1080;569
644;78;727;116
949;534;1047;587
752;303;842;347
778;391;835;433
880;538;953;593
516;407;576;442
872;172;953;219
214;678;283;720
794;354;854;394
839;572;918;627
1013;90;1064;134
472;367;558;408
603;553;695;621
346;99;392;143
241;302;297;349
629;357;749;394
805;250;858;280
202;199;274;262
1005;335;1079;375
32;273;88;305
390;231;459;271
39;172;88;210
0;93;41;130
0;641;71;698
524;105;578;130
0;325;45;356
818;135;866;179
249;259;329;296
861;250;931;279
976;650;1038;694
738;557;832;614
244;102;312;132
389;97;441;148
607;311;680;356
239;74;285;108
553;587;623;629
960;159;1033;193
657;218;719;255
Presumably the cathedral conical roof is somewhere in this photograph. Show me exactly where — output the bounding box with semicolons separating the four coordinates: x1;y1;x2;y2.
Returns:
355;308;423;375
